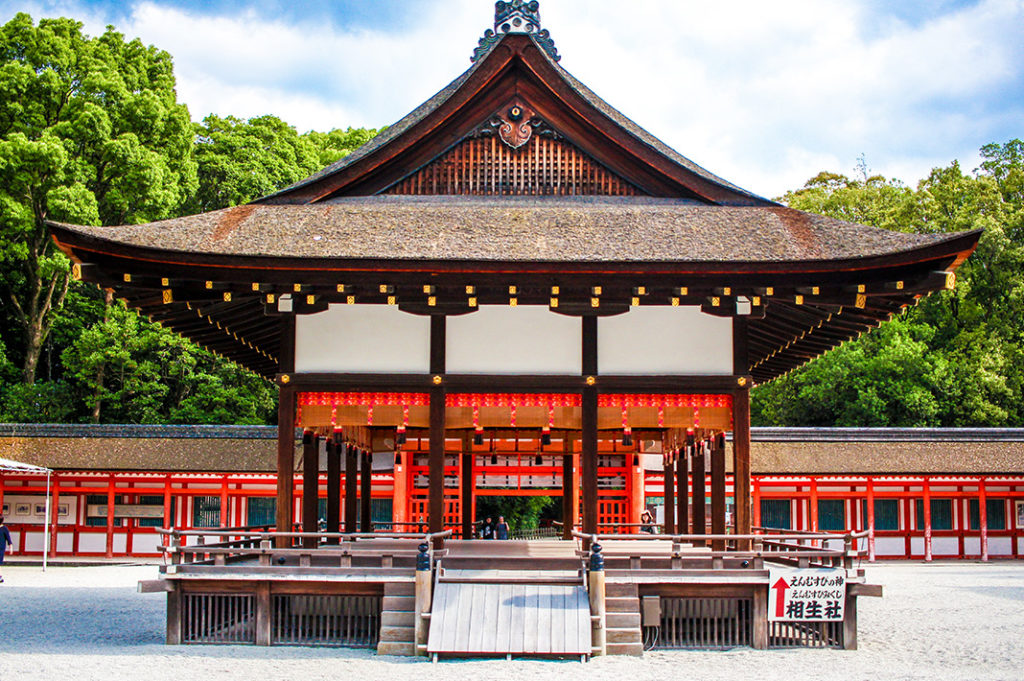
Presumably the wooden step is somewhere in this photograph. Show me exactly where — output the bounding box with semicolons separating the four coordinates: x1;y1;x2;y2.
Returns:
382;595;415;612
606;641;645;657
606;583;639;598
381;610;415;627
377;641;416;656
606;597;640;613
378;625;415;643
383;581;415;596
606;627;642;644
606;612;641;629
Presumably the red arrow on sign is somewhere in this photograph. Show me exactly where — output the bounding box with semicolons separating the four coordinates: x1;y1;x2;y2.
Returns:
772;577;790;617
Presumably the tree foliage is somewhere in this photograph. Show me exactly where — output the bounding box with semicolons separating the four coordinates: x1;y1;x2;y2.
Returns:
752;141;1024;427
0;13;377;425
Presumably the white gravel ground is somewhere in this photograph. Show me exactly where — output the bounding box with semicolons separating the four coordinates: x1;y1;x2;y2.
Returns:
0;562;1022;681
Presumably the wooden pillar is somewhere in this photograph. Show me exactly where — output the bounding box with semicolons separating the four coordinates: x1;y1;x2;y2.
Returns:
752;477;761;527
344;443;358;533
809;479;819;532
50;477;61;558
663;454;676;535
979;477;989;562
711;433;727;550
301;432;319;548
392;449;407;530
630;448;644;525
105;474;115;558
255;582;271;646
692;440;706;545
732;383;752;543
581;316;598;538
275;386;296;548
429;316;446;536
219;475;230;529
562;437;574;540
326;438;341;541
360;450;373;533
676;442;690;534
866;479;876;562
923;478;933;561
461;434;474;539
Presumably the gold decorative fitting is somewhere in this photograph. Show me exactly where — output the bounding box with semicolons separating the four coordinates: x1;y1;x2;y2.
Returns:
466;285;476;295
123;273;132;283
550;297;559;308
897;281;904;290
266;294;275;304
631;297;640;307
72;264;82;281
674;286;688;296
509;285;518;295
251;282;260;291
306;295;315;305
551;286;560;295
635;286;647;296
945;272;956;289
380;284;389;294
510;297;518;306
711;297;720;307
280;374;291;384
162;290;173;304
290;284;300;293
336;284;346;293
591;297;600;308
205;281;213;289
468;297;478;307
432;375;443;385
423;285;435;294
161;278;169;287
585;376;596;386
591;286;602;296
723;287;732;296
766;287;774;296
858;284;866;293
223;292;232;302
855;294;866;308
387;295;397;305
671;297;680;306
811;286;820;295
795;295;804;305
737;377;748;387
346;295;355;305
428;296;436;307
752;296;761;307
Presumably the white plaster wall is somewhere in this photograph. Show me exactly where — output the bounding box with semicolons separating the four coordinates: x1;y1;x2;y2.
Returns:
294;305;431;373
447;306;581;374
989;537;1013;556
598;307;732;375
874;537;905;556
932;537;959;555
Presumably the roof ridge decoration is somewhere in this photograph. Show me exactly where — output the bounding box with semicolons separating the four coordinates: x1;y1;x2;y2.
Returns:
472;0;560;63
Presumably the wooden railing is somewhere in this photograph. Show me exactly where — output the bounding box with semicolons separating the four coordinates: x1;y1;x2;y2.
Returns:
156;527;453;570
570;529;868;571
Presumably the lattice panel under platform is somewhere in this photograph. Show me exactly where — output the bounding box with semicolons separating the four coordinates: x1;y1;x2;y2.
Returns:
182;593;256;644
597;494;630;534
272;595;382;647
408;495;463;536
768;620;844;649
655;597;752;649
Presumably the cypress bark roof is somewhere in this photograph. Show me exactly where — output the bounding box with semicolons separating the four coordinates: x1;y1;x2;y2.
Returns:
49;197;967;265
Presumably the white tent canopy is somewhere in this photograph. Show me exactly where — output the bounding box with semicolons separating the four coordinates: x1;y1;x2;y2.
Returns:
0;457;53;570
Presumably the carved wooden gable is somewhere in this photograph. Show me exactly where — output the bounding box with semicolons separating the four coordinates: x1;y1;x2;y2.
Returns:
385;102;641;196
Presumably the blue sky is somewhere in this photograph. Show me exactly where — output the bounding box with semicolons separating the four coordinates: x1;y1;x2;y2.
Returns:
3;0;1022;198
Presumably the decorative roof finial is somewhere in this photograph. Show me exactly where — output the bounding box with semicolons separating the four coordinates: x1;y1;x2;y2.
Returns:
472;0;560;63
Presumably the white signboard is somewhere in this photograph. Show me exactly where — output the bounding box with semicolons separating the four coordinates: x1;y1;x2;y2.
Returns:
768;568;846;622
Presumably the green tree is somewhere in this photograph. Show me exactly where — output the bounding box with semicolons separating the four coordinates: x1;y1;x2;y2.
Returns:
0;13;196;384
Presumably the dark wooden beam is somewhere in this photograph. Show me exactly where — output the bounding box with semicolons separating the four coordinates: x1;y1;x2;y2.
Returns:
732;387;752;547
428;385;446;535
344;442;358;533
360;449;373;533
581;386;598;540
676;443;690;534
461;432;474;540
562;437;574;540
275;386;296;549
692;441;706;546
325;438;341;542
711;433;727;551
301;432;319;548
663;454;676;535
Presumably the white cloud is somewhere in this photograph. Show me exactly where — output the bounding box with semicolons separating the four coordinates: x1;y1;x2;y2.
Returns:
4;0;1023;197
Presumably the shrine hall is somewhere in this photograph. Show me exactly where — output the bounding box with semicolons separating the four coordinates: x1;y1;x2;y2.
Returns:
48;0;980;658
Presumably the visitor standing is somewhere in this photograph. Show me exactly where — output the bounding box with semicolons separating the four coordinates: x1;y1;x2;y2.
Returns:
496;516;510;540
0;516;12;583
640;509;655;533
480;516;495;540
